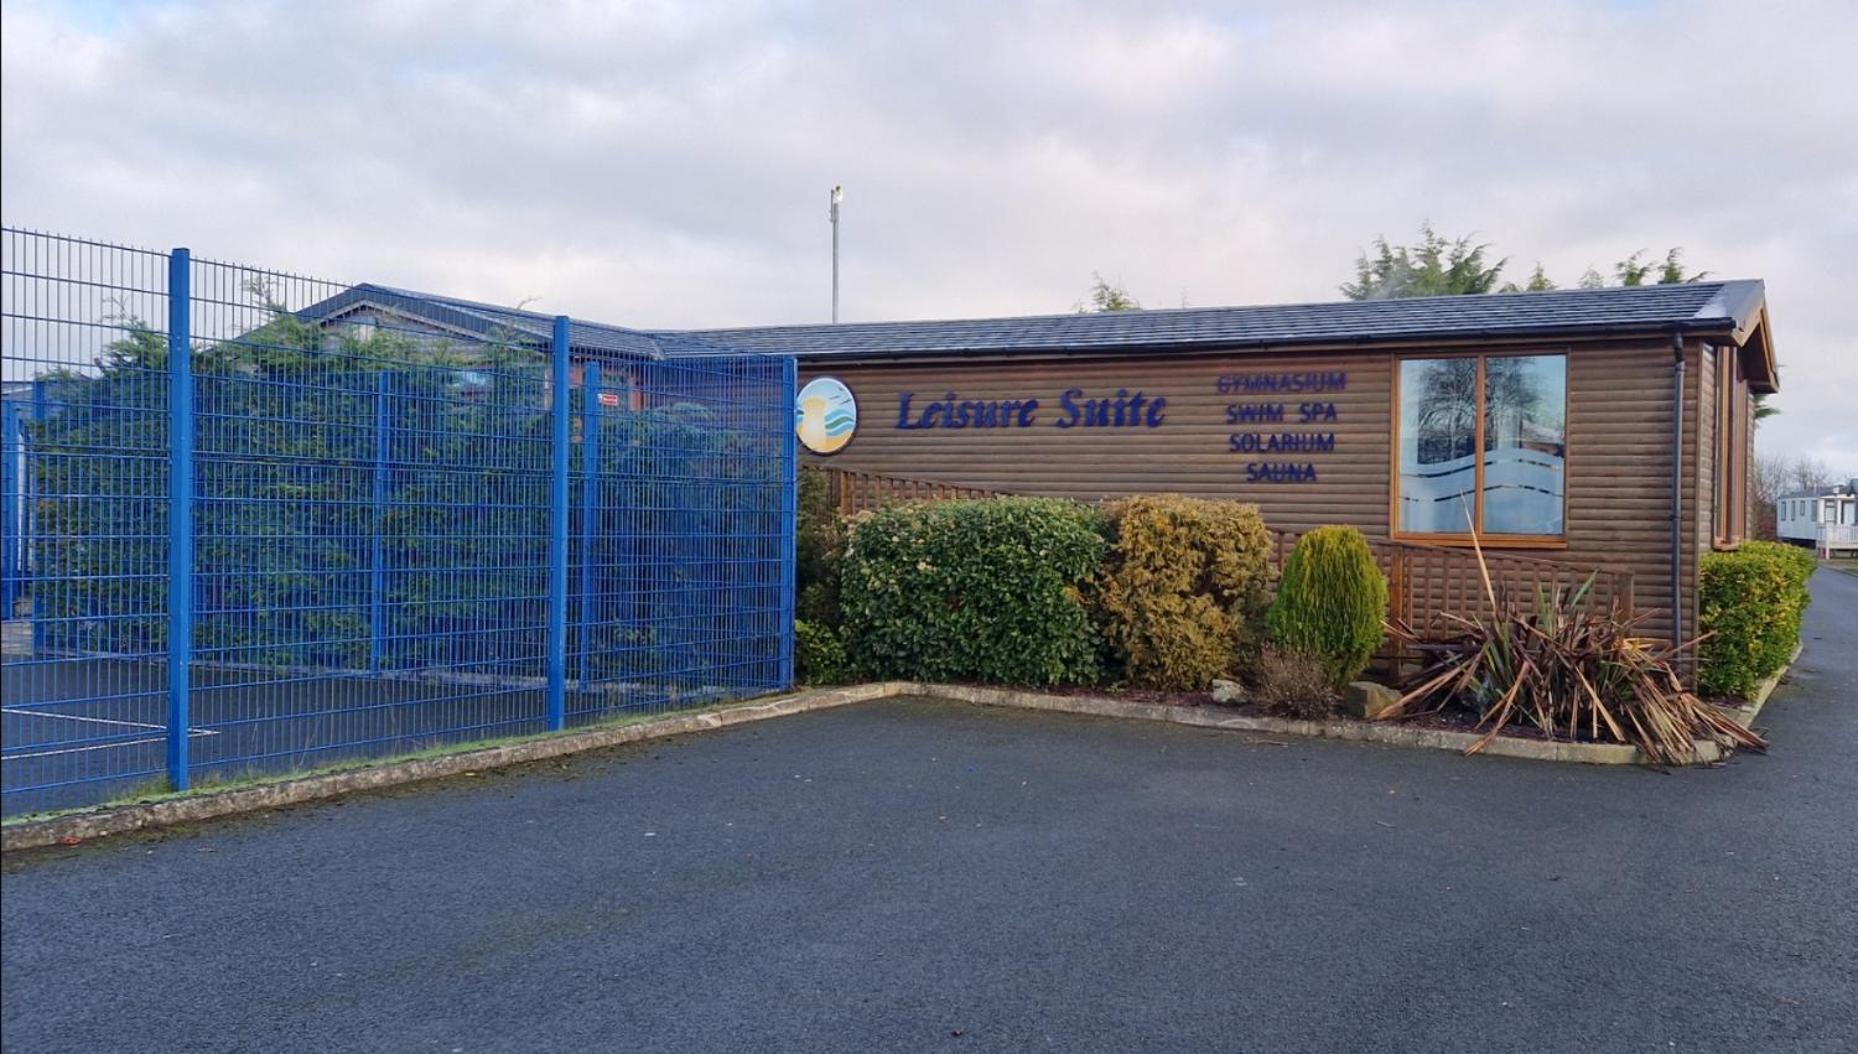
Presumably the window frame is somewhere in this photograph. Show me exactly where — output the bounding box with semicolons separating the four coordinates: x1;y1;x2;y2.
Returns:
1388;349;1570;549
1713;347;1736;544
1713;346;1750;547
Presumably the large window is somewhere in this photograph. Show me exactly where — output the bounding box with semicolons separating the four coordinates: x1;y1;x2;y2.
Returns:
1396;353;1567;540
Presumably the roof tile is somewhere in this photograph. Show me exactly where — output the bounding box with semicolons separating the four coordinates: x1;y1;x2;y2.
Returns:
667;281;1764;359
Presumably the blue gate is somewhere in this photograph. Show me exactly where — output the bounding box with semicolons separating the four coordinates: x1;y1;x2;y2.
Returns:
0;229;796;816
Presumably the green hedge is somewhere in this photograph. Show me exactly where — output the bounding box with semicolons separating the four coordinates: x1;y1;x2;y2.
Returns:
1096;495;1273;690
795;467;844;627
840;497;1105;686
29;317;784;683
1699;541;1815;698
794;619;850;684
1266;525;1387;688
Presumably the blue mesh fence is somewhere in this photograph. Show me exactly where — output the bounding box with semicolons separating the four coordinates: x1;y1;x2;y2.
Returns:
1;229;795;816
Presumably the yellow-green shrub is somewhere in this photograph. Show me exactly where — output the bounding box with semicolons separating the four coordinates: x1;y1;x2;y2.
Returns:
1096;495;1273;690
1699;541;1814;698
1265;526;1387;687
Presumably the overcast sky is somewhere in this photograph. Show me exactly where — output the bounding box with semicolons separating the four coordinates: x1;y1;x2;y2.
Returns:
4;0;1854;474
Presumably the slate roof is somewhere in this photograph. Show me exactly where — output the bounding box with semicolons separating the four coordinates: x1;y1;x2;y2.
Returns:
295;278;1772;382
293;284;745;360
666;280;1768;360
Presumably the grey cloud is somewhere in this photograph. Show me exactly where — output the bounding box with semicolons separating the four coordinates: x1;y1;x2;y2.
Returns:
3;0;1853;471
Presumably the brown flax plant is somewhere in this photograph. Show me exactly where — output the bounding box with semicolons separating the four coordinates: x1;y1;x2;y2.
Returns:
1379;517;1764;767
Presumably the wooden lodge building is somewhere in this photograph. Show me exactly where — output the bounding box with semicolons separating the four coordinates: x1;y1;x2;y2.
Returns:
686;282;1779;650
299;279;1779;655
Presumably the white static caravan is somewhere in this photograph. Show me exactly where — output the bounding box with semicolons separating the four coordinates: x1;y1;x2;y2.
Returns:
1776;480;1858;557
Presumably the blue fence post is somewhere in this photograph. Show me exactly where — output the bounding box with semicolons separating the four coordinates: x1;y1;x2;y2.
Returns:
166;248;194;792
547;316;571;730
779;358;797;688
369;370;391;673
27;381;46;653
579;362;601;692
1;401;18;617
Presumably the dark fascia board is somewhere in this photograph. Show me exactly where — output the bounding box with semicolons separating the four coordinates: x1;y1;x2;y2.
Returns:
1699;279;1767;344
1691;279;1778;393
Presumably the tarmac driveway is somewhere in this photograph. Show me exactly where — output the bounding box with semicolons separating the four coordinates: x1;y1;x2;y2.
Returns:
4;571;1855;1053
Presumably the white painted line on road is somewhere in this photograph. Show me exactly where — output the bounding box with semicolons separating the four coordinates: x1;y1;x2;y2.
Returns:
2;707;169;731
4;735;166;760
1;706;219;763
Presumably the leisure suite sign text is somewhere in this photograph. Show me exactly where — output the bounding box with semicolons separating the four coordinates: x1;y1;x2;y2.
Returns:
895;387;1167;430
877;370;1345;483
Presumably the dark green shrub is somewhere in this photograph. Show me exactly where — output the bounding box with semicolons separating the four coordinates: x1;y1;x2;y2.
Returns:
1699;541;1814;698
1266;525;1387;687
795;619;850;684
1096;495;1273;690
795;467;844;626
28;315;788;688
840;497;1105;686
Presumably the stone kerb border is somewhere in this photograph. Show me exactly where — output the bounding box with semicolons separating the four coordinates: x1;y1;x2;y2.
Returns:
2;683;902;852
906;683;1721;765
7;661;1793;852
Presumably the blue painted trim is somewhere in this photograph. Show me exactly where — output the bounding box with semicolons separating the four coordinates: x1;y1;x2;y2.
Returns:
166;248;194;791
779;357;797;688
579;362;601;692
546;316;571;730
369;370;390;673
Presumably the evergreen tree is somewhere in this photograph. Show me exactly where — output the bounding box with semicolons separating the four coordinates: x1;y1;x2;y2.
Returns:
1341;222;1506;300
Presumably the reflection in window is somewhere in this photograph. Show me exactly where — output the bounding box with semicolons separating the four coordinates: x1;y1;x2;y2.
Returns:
1398;359;1478;533
1482;356;1566;535
1397;354;1567;537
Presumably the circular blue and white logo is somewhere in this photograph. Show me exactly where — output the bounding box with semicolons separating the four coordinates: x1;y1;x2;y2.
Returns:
796;376;858;455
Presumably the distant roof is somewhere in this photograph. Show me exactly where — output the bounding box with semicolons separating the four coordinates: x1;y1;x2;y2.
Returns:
667;281;1770;365
1777;483;1857;501
294;284;747;360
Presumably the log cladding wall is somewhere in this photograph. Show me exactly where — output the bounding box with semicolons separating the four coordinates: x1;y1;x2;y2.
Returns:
805;351;1390;532
1559;341;1690;645
803;339;1695;643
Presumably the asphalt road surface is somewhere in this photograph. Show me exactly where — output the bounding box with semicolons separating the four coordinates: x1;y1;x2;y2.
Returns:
2;658;657;815
4;571;1855;1053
